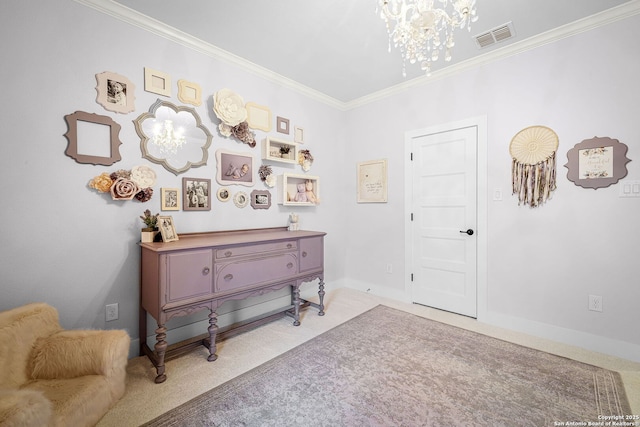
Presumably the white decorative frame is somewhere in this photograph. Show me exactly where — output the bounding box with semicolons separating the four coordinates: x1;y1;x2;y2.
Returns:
261;136;299;164
177;80;202;106
158;216;179;242
246;102;272;132
160;188;180;211
95;71;135;114
234;191;249;208
215;149;255;187
294;126;305;144
357;159;388;203
277;116;290;134
144;67;171;97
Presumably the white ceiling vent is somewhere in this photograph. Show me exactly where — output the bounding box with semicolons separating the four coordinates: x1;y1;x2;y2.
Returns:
474;22;515;49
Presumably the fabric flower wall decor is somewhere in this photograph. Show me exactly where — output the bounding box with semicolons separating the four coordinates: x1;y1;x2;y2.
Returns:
89;165;157;202
213;88;256;147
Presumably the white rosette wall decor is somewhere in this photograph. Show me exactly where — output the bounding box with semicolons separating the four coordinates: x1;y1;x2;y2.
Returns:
510;126;559;208
213;88;256;147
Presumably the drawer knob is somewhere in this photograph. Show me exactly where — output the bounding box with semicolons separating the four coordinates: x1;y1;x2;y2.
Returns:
287;243;293;249
224;274;233;281
302;251;308;257
287;262;294;269
224;251;232;257
202;267;210;275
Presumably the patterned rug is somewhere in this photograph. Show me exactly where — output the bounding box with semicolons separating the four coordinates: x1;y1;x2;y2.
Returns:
143;305;631;426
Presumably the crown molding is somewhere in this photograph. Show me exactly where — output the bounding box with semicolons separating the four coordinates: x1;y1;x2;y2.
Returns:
75;0;640;112
73;0;346;110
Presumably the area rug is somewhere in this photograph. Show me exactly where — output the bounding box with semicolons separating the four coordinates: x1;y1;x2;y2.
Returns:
142;305;631;427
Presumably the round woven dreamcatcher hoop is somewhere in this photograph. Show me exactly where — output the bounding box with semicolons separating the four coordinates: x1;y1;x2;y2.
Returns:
509;125;559;165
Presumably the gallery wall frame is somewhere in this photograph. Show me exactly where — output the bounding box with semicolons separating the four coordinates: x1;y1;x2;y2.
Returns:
250;190;271;209
161;187;180;211
177;79;202;106
246;102;272;132
215;149;255;187
276;116;290;134
95;71;135;114
182;177;211;211
144;67;171;97
63;111;122;166
357;159;388;203
565;136;630;189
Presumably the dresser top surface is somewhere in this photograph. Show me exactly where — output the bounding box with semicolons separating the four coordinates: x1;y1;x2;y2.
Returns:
140;227;325;253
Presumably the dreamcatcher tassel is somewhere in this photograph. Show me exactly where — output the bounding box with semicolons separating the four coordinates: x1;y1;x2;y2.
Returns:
512;152;557;208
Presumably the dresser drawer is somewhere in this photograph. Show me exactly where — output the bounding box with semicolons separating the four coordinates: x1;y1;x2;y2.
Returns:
215;240;297;260
215;253;298;292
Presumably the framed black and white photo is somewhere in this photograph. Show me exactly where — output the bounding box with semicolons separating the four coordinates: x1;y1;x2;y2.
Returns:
250;190;271;209
95;71;135;114
158;216;178;242
182;178;211;211
161;188;179;211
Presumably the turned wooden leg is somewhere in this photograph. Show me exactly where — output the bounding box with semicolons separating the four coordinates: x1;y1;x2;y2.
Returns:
292;285;301;326
154;324;167;383
207;310;218;362
317;280;325;316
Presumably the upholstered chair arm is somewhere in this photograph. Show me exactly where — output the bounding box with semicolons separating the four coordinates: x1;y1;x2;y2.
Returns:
28;330;130;380
0;388;53;426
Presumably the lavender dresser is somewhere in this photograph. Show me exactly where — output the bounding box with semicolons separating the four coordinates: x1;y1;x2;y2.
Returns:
139;227;326;383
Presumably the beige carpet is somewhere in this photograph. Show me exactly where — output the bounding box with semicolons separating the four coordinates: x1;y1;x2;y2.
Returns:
97;288;640;426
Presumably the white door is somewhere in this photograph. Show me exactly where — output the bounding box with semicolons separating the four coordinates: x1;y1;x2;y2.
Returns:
409;125;478;318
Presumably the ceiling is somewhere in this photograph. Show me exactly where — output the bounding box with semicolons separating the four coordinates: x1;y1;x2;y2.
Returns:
86;0;636;106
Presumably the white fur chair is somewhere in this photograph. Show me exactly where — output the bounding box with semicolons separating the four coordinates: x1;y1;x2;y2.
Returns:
0;303;130;427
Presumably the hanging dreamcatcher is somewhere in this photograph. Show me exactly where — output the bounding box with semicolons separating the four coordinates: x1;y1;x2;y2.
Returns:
509;126;559;208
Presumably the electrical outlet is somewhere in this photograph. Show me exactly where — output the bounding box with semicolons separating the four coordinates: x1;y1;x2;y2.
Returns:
588;295;603;312
106;303;119;321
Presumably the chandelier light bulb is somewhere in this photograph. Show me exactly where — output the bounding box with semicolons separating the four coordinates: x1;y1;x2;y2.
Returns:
152;119;186;155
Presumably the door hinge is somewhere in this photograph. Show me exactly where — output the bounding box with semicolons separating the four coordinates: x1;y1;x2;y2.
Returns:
411;213;414;221
411;273;414;281
410;152;413;161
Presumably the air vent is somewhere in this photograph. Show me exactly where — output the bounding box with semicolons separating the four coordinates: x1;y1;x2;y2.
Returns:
474;21;515;49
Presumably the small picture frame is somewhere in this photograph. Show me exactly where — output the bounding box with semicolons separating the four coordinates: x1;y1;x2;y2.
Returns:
177;79;202;106
160;188;180;211
217;187;231;202
234;191;249;208
294;126;305;144
277;116;290;134
215;149;255;187
144;67;171;97
158;216;179;242
182;178;212;211
250;190;271;210
95;71;135;114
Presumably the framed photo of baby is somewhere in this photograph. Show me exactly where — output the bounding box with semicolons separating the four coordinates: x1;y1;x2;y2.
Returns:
215;149;255;187
182;178;211;211
95;71;135;114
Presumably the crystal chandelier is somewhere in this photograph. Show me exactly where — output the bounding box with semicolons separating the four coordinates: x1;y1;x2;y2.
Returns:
378;0;478;75
152;120;186;155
